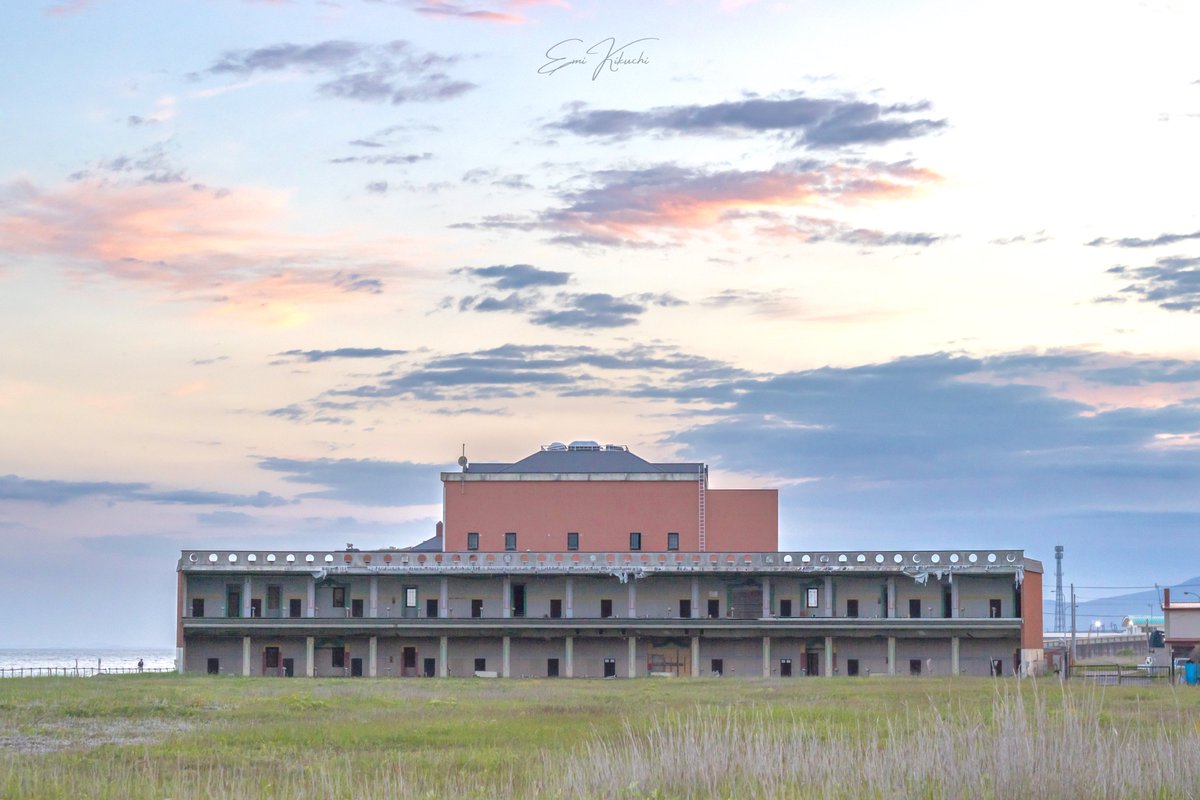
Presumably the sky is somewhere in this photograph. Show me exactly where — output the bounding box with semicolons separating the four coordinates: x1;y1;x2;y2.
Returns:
1;0;1199;648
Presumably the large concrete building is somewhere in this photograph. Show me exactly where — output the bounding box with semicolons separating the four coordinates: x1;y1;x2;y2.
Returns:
177;442;1044;678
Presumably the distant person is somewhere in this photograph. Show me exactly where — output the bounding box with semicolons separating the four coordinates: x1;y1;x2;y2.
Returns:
137;658;144;673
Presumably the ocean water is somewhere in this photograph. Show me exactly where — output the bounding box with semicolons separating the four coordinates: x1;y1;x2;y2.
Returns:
0;648;176;672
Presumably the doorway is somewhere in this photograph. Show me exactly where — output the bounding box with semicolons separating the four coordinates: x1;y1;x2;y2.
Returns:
780;658;792;677
707;599;720;619
350;658;363;677
512;584;526;617
603;657;617;678
282;658;294;677
804;652;820;677
402;646;418;677
423;657;436;678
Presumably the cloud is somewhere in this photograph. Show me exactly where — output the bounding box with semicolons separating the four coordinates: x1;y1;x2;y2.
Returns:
330;152;433;165
1088;230;1200;248
990;230;1052;246
455;263;570;289
196;511;258;526
68;141;188;185
366;181;389;194
530;291;684;329
126;96;178;127
1105;256;1200;312
552;93;947;149
256;457;443;506
0;474;290;507
274;347;409;363
44;0;93;15
741;211;944;247
200;40;475;104
457;160;939;247
370;0;567;24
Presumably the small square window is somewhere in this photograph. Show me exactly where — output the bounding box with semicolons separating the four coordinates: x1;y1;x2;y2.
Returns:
910;659;922;676
474;657;486;672
667;532;679;551
806;587;819;608
467;532;479;551
567;532;579;551
504;532;517;551
629;532;641;551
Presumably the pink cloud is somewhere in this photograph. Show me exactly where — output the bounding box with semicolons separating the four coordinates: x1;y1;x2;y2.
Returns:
409;0;566;24
44;0;94;16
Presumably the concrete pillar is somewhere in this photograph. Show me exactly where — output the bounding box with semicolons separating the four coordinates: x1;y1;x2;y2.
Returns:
691;577;701;619
886;577;896;619
369;576;378;618
762;577;772;618
439;577;449;618
951;636;960;675
824;576;834;617
888;636;897;676
824;636;834;677
951;579;960;619
691;636;700;677
762;635;771;678
176;645;185;674
565;635;574;678
307;579;316;618
439;636;448;677
502;636;511;678
368;636;378;677
628;581;637;618
565;577;574;619
627;635;637;678
305;636;314;677
243;577;252;618
502;576;511;619
242;635;251;676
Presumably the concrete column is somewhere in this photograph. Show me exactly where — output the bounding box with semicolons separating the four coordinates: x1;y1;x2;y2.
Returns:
886;577;896;619
305;636;314;677
762;635;772;678
565;577;574;619
502;636;511;678
439;636;448;677
369;576;378;618
307;579;316;618
691;577;701;619
951;636;960;675
243;577;252;618
176;645;185;674
824;636;834;677
762;577;772;618
565;636;574;678
691;636;700;677
627;635;637;678
502;576;511;619
951;579;960;619
628;581;637;618
439;577;449;618
242;635;251;676
824;576;834;617
887;636;897;676
368;636;378;677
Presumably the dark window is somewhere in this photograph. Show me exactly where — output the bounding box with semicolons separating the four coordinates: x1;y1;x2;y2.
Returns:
282;658;294;677
226;587;241;618
707;599;720;619
909;599;921;619
806;588;819;608
1014;589;1022;618
264;647;280;670
332;648;346;669
780;658;792;677
603;657;617;678
351;599;364;618
989;599;1002;618
474;657;487;673
467;532;479;551
711;658;724;676
679;599;691;618
779;599;793;618
547;658;560;677
550;598;562;618
426;598;439;618
267;585;281;612
191;598;204;618
846;599;859;618
846;659;859;677
629;532;641;551
250;598;262;618
206;658;219;675
504;532;517;551
910;659;922;676
332;587;346;608
289;598;302;618
471;599;483;618
943;590;953;619
423;658;436;678
991;658;1004;676
600;598;613;618
512;584;526;618
567;532;579;551
667;531;679;551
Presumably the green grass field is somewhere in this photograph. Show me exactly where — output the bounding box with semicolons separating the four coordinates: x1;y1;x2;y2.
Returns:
3;675;1199;799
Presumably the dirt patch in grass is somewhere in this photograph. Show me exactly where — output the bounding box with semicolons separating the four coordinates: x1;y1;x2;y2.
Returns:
0;718;192;754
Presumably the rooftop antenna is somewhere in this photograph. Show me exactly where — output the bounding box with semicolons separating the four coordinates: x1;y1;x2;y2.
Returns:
1054;545;1065;633
458;443;468;472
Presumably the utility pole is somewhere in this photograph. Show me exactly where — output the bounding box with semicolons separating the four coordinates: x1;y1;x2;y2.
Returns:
1054;545;1065;632
1069;583;1077;677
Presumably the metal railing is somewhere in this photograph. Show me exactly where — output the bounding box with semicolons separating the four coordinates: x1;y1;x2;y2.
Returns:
1067;664;1173;685
0;666;175;679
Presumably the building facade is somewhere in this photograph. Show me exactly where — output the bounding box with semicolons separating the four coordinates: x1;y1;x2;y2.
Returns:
177;442;1044;678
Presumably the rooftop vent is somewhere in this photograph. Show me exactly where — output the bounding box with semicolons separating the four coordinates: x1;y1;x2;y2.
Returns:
604;443;628;451
568;440;601;451
545;441;568;451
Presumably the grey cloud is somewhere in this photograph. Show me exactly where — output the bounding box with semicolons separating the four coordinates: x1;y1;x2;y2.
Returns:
1106;256;1200;312
256;457;445;507
990;230;1051;246
1088;230;1200;248
552;94;947;149
366;181;389;194
456;264;570;289
530;293;646;328
196;511;257;526
458;292;537;312
274;347;408;363
330;152;432;165
0;475;290;507
70;142;188;185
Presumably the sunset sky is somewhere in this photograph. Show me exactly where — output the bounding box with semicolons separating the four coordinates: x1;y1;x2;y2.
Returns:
3;0;1199;647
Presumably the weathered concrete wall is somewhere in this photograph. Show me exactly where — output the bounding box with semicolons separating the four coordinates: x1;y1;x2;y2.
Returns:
704;489;778;552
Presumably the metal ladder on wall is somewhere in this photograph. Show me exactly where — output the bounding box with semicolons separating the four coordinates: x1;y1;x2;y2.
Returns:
697;465;707;552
